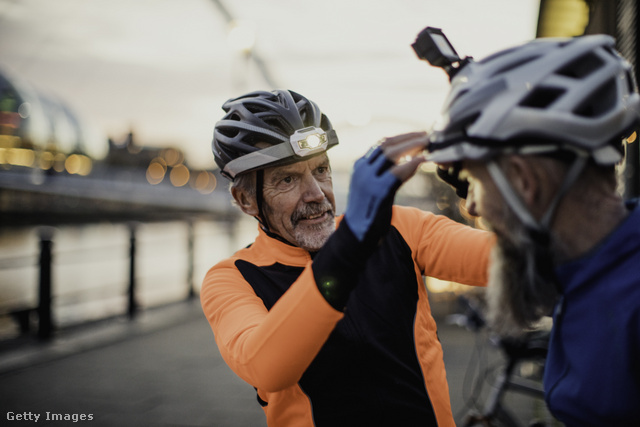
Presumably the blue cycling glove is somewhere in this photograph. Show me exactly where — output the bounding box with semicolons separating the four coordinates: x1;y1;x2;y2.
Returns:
343;146;401;242
312;146;401;311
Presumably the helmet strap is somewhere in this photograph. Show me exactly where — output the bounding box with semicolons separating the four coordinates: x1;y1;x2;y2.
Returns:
255;169;271;232
486;157;583;297
486;153;588;234
486;160;539;230
539;154;587;229
254;169;301;247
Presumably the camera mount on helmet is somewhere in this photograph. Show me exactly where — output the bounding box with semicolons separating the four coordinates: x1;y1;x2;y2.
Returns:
412;26;473;80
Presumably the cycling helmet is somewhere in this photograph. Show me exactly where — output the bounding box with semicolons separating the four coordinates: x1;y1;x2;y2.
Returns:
428;34;640;165
213;89;339;180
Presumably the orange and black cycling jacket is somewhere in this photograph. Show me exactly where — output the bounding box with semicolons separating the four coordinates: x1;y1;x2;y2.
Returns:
201;205;493;426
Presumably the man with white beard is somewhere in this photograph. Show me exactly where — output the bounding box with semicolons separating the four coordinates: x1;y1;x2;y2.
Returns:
419;30;640;426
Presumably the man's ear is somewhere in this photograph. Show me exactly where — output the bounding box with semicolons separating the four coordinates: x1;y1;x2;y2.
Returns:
502;155;540;208
231;186;259;216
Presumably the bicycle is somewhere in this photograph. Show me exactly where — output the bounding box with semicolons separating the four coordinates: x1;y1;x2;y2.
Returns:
448;294;559;427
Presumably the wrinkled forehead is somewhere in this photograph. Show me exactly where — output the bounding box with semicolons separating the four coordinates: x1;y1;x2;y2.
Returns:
263;152;330;179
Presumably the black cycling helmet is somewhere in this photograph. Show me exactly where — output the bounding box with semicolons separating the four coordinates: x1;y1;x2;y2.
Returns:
213;89;339;180
427;34;640;165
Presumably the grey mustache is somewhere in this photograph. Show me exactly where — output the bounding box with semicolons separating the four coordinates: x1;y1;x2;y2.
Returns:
291;203;333;225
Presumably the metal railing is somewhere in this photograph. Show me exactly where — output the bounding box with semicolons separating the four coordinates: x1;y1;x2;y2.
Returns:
0;219;238;340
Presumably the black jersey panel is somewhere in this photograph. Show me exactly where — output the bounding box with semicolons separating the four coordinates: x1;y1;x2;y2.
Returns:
299;226;437;426
234;226;437;426
235;260;304;310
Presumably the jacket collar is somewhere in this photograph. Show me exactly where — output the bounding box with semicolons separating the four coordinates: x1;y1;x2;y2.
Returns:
248;215;344;267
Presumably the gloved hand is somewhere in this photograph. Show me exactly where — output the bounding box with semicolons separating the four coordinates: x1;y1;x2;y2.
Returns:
312;132;427;310
343;146;400;243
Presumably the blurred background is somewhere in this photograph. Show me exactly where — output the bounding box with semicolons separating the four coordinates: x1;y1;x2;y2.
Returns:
2;0;638;334
0;0;638;425
0;0;543;336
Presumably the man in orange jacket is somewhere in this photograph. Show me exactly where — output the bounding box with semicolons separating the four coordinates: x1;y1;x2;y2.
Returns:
201;89;493;426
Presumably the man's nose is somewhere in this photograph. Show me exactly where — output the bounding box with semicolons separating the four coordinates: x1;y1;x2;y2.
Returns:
301;175;325;203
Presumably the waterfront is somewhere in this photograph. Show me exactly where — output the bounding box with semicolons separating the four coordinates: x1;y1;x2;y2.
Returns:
0;217;263;339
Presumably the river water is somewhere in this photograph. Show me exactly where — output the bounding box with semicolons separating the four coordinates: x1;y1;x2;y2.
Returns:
0;216;260;337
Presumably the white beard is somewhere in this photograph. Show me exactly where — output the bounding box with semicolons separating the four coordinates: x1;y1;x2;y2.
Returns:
485;212;560;337
293;216;336;252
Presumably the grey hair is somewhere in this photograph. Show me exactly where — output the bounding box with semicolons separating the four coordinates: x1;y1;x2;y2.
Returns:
229;170;256;207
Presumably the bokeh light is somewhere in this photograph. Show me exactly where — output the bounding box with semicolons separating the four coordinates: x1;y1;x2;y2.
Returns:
169;164;190;187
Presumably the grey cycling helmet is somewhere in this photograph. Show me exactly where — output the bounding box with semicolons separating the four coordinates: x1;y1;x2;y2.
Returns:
428;34;640;166
213;89;339;180
423;34;640;233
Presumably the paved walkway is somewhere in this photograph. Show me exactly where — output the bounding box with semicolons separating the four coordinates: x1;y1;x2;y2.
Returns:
0;300;551;426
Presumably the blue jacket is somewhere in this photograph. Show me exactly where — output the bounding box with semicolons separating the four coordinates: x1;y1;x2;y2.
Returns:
545;200;640;426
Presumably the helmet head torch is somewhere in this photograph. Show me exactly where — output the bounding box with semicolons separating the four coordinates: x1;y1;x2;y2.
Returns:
290;126;330;156
219;126;338;180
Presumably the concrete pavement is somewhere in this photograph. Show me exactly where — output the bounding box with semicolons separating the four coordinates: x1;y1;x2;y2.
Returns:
0;299;553;426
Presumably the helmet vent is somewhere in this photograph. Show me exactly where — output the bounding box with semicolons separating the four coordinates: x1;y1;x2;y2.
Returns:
556;53;604;79
245;104;269;114
573;78;617;118
519;87;565;109
217;127;240;138
299;109;309;125
262;117;290;134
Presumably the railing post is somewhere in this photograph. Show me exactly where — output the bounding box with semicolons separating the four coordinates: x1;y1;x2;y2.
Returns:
38;226;55;340
128;222;138;319
187;220;195;300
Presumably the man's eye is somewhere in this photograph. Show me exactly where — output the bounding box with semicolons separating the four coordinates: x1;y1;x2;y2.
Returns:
282;176;293;184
